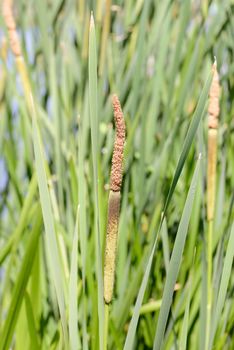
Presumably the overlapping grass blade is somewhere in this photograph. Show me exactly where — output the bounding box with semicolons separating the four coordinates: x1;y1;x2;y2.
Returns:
153;156;201;350
209;220;234;349
163;71;212;214
179;258;194;350
24;292;41;350
0;211;42;350
69;206;81;350
0;174;37;265
88;13;104;350
32;106;68;345
123;70;211;349
167;0;191;104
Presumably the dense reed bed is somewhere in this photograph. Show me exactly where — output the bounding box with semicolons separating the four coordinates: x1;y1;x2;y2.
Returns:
0;1;233;349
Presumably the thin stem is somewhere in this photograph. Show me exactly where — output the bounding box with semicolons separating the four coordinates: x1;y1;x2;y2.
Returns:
206;219;213;350
104;303;109;350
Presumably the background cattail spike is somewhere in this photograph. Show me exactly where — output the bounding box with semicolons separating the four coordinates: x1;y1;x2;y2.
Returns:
208;62;220;129
2;0;22;57
207;62;221;221
206;61;221;350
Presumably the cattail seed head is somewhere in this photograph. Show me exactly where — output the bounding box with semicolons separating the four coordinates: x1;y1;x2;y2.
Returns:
104;94;125;304
2;0;22;57
207;61;221;222
110;94;125;192
208;61;220;129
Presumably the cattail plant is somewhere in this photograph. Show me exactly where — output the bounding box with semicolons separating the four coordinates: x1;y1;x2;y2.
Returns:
104;94;125;305
206;60;220;350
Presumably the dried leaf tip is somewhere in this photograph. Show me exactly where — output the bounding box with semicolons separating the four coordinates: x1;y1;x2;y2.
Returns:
212;56;217;70
90;12;94;29
110;94;125;192
208;61;220;129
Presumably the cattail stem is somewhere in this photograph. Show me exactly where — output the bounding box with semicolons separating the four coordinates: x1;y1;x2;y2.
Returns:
104;95;125;305
206;219;213;349
206;60;220;350
104;303;109;349
207;129;218;221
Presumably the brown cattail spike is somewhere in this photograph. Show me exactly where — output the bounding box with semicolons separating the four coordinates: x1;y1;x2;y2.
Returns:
208;61;220;129
104;94;125;304
2;0;22;57
207;61;220;221
110;94;125;192
206;61;221;350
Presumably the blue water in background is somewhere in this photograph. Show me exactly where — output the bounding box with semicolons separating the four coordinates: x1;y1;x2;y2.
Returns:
0;159;7;193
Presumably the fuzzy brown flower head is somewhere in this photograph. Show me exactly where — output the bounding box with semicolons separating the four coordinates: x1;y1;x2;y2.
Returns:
110;94;125;192
208;62;220;129
2;0;21;57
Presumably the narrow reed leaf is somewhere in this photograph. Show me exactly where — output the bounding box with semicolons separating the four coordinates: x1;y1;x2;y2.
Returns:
179;286;191;350
0;174;37;265
24;293;41;350
153;156;201;350
77;109;89;349
123;236;158;350
130;0;150;116
179;254;195;350
163;71;212;214
77;101;89;350
209;221;234;349
168;0;191;103
69;206;81;350
32;109;68;345
88;13;104;349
